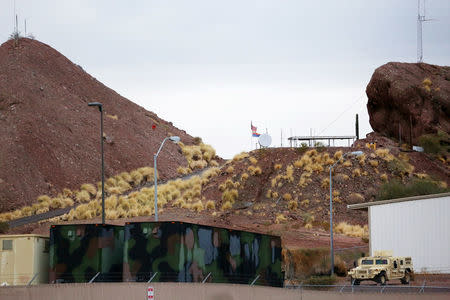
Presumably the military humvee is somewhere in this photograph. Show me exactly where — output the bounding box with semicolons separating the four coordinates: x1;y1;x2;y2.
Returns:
348;251;413;285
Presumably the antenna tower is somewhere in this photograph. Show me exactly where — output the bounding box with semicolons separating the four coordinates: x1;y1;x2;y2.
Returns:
417;0;432;62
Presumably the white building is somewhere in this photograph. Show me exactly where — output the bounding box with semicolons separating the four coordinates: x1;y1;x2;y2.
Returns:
348;192;450;273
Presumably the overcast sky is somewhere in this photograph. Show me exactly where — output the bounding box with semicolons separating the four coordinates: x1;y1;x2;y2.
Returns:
1;1;449;158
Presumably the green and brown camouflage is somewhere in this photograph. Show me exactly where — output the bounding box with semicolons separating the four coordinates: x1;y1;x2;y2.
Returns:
123;222;283;287
49;224;124;283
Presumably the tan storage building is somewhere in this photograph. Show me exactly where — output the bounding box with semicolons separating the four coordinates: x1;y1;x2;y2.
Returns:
0;234;49;285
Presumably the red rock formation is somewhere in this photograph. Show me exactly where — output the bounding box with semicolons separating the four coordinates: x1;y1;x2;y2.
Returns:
0;38;197;212
366;62;450;144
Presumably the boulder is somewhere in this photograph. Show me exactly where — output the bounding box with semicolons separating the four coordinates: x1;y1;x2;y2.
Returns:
366;62;450;144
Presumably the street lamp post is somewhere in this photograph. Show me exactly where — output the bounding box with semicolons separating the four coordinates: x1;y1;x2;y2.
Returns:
88;102;105;225
329;150;363;275
154;136;180;221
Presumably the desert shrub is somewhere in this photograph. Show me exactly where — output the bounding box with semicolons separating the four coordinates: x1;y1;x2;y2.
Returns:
284;165;294;182
192;201;204;212
222;189;238;203
334;151;343;160
130;170;144;185
369;160;379;167
302;212;314;224
177;166;192;175
375;148;395;161
193;136;203;145
380;173;388;182
225;166;234;174
305;275;337;285
210;160;219;167
352;168;361;177
283;193;292;201
240;173;249;181
333;173;349;182
334;222;368;238
49;197;64;209
418;132;448;154
221;201;232;211
62;188;73;197
37;195;51;204
300;199;310;207
205;200;215;210
271;191;279;199
76;190;91;203
342;160;352;167
321;178;329;188
377;178;449;200
0;221;9;233
137;167;154;179
80;183;97;196
348;193;364;203
233;152;249;161
387;158;414;177
274;163;282;170
248;166;262;175
275;213;287;224
288;200;298;211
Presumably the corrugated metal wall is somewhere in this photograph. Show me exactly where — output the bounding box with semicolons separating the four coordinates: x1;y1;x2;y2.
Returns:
369;196;450;273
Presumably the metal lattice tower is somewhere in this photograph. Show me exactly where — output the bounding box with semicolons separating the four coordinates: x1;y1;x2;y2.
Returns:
417;0;432;63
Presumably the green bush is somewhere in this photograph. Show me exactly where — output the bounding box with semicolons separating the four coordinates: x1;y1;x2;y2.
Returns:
418;131;449;155
377;179;449;201
0;221;9;233
305;275;337;285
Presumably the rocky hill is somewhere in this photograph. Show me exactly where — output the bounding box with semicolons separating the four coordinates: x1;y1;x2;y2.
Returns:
0;38;200;212
366;62;450;144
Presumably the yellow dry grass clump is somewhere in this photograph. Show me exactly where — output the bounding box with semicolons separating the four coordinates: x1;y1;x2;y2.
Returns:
288;200;298;211
247;165;262;176
275;213;288;224
240;173;249;181
179;142;216;172
300;199;310;207
283;193;292;201
249;157;258;165
334;222;368;238
375;148;395;161
369;160;379;167
221;201;232;211
352;168;361;177
233;152;249;161
225;166;234;174
274;163;282;170
380;173;388;182
321;178;329;188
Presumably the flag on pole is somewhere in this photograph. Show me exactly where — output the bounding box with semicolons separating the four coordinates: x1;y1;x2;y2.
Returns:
251;122;260;137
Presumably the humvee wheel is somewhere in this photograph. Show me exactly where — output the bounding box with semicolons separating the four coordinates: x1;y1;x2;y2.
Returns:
378;273;387;286
401;271;410;284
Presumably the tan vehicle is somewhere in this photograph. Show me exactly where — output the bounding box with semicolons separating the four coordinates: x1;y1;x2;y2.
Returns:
348;253;413;285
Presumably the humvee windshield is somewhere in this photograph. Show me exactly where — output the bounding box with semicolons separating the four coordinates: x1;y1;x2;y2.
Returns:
376;259;388;265
361;259;374;265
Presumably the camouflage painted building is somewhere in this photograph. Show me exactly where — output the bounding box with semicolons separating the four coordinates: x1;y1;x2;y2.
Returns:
123;222;283;287
49;224;124;283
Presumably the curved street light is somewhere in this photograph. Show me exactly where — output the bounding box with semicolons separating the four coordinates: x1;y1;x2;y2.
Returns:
88;102;105;225
154;136;180;221
329;150;363;275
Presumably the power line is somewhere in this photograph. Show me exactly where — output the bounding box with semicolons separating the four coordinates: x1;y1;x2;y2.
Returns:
318;95;366;136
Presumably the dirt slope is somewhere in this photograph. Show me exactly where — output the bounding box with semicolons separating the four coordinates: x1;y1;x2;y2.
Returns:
0;38;196;212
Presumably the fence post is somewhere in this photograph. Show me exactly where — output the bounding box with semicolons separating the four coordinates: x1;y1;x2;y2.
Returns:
27;273;38;286
147;272;158;283
202;272;211;283
250;275;260;286
419;280;426;293
88;272;100;283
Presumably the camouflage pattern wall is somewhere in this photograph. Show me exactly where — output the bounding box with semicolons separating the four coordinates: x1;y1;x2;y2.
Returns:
49;224;124;283
123;222;283;287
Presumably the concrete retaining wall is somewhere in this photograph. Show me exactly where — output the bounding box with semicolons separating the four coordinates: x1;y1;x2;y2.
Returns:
0;282;448;300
